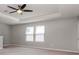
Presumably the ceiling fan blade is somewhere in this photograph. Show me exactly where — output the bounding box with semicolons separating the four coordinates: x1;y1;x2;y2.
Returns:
9;11;16;13
23;10;33;12
21;4;26;9
8;6;18;10
18;5;21;9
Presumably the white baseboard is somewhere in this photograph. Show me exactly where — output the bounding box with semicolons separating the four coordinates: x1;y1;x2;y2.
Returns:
3;44;79;53
3;44;17;47
34;47;79;53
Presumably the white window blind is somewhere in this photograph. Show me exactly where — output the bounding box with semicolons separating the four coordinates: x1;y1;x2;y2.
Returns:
26;25;45;42
26;27;34;41
35;26;45;42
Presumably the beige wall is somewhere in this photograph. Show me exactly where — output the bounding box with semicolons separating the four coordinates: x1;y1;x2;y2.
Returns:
11;18;78;51
0;23;11;45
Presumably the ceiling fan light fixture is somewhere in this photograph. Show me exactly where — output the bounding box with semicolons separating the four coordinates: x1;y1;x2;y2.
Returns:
8;4;33;14
17;9;22;14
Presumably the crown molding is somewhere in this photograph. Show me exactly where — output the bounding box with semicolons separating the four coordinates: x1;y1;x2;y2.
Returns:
0;12;19;21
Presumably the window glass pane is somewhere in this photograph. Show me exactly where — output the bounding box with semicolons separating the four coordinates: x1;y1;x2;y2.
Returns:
35;26;45;34
26;35;33;41
26;27;34;34
35;34;44;42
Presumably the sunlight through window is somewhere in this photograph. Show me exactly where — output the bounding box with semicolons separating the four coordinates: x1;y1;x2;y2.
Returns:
35;26;45;42
26;27;34;42
26;25;45;42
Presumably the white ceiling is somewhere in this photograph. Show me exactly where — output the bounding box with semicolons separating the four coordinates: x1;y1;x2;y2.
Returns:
0;4;79;25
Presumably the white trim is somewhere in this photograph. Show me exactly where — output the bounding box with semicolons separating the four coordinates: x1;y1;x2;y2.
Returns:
20;13;61;23
0;12;19;21
20;45;79;53
34;47;79;53
3;44;17;47
4;44;79;53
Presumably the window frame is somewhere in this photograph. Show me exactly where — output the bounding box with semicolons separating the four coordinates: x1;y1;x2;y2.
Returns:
26;26;34;42
35;25;45;42
25;25;45;42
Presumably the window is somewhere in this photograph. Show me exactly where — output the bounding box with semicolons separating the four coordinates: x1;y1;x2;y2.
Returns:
35;26;45;42
26;27;34;41
26;25;45;42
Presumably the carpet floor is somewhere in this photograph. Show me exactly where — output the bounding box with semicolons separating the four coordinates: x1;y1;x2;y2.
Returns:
0;46;79;55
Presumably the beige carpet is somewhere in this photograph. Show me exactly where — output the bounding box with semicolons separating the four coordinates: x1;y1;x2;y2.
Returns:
0;46;78;55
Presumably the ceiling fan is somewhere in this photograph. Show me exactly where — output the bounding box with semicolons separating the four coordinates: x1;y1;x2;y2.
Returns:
8;4;33;14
